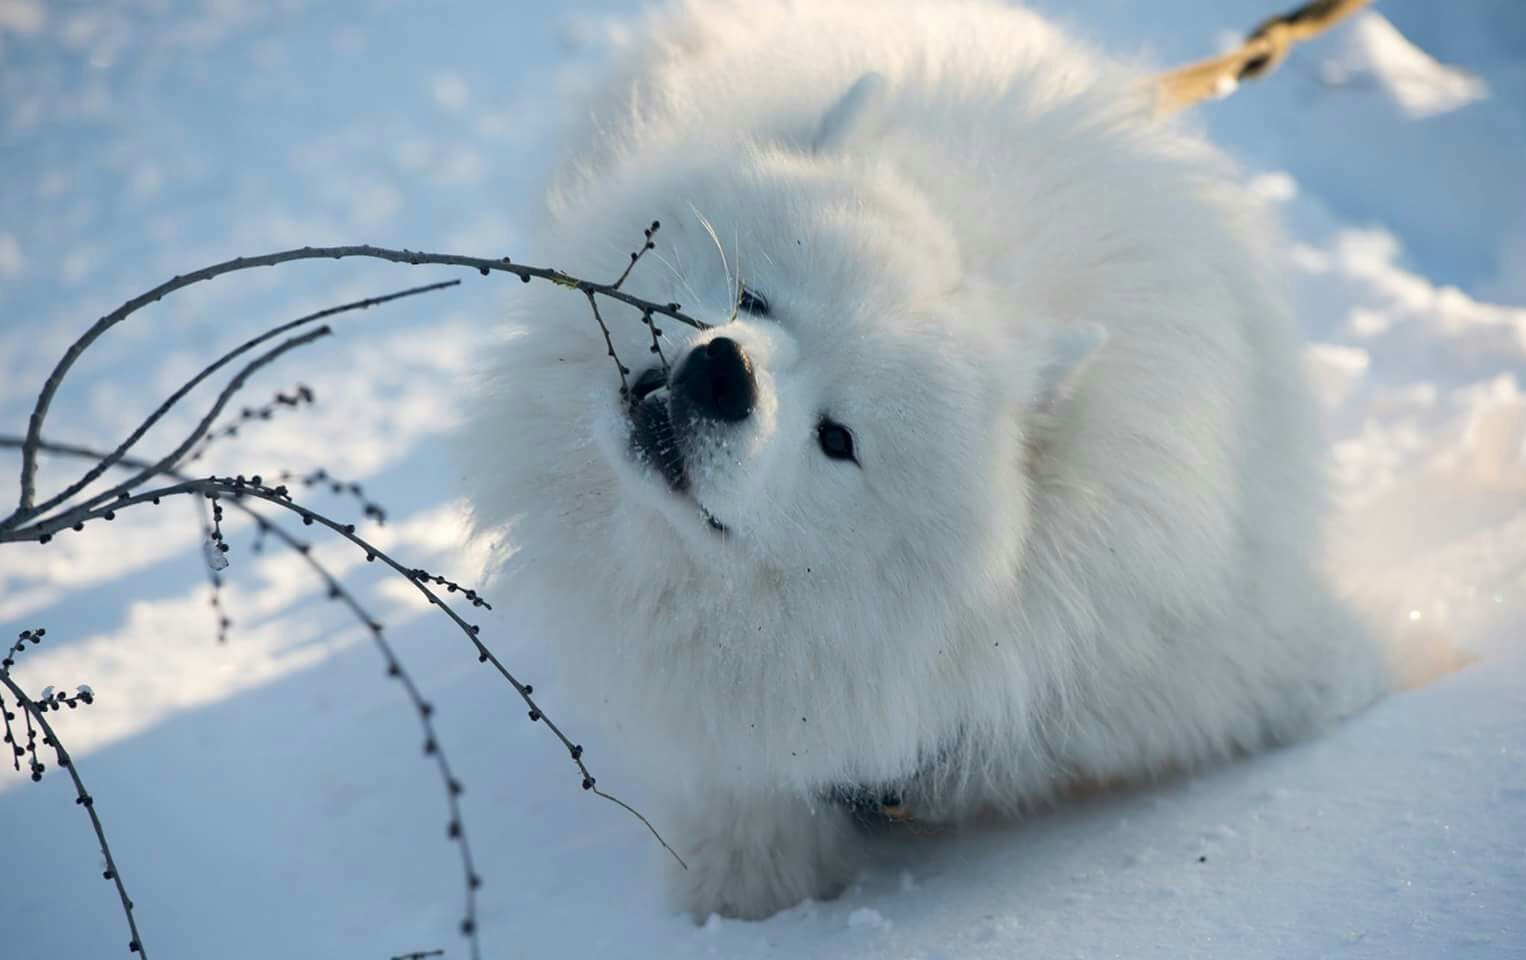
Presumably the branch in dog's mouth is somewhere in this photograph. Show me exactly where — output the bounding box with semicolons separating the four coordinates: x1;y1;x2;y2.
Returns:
627;368;726;533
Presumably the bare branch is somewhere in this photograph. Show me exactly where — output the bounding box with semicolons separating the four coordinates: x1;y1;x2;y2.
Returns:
586;291;632;396
2;651;148;957
1;228;689;954
201;498;233;644
0;435;485;955
186;385;316;465
16;327;331;536
270;467;389;526
18;281;456;528
0;466;686;869
611;220;662;291
642;309;670;374
613;222;674;373
7;244;707;521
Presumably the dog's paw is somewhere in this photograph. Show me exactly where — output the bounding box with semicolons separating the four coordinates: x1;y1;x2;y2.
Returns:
668;790;861;921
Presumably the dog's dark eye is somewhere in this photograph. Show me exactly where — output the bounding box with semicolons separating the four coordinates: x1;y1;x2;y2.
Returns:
738;284;770;317
817;418;856;462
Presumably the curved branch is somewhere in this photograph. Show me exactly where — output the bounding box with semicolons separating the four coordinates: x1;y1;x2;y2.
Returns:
0;468;686;869
19;281;457;528
0;435;485;954
8;243;707;521
16;328;331;536
1;668;148;957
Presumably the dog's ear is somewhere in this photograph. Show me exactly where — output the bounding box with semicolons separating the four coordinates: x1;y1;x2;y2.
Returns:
812;72;889;153
1033;323;1108;414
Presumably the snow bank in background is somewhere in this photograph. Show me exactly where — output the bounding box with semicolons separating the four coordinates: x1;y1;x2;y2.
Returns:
1322;13;1488;118
1196;5;1526;305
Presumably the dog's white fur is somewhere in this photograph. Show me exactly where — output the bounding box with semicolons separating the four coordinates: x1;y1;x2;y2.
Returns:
461;0;1393;921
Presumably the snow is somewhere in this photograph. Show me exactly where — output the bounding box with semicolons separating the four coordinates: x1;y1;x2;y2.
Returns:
846;907;889;930
1;1;1523;957
1322;13;1489;118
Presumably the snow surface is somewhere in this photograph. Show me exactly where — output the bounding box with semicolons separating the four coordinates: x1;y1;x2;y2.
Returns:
1;1;1522;957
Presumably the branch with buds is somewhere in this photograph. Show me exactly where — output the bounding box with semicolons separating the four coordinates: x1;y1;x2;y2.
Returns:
1;224;687;956
3;628;146;957
3;227;704;528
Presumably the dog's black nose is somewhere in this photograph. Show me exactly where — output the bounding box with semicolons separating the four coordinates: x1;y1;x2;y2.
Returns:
671;336;756;423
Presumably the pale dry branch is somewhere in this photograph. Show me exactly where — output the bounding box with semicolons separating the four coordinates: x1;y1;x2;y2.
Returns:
1154;0;1373;114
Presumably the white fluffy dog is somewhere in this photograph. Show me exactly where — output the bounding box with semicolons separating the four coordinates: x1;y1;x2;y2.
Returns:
461;0;1393;921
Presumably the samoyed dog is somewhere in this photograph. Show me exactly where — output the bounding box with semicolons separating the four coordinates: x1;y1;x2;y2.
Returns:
463;0;1393;921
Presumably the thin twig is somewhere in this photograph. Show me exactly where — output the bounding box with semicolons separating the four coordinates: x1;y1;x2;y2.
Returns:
1;665;148;957
642;309;669;373
0;466;687;869
6;244;706;522
187;385;316;464
218;506;483;951
585;291;631;396
275;468;388;525
0;435;485;954
615;223;670;373
20;282;456;527
611;220;661;291
406;566;490;609
16;328;332;536
201;495;233;644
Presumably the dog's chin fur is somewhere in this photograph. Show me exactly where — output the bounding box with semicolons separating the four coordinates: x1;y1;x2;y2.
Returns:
458;0;1394;922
